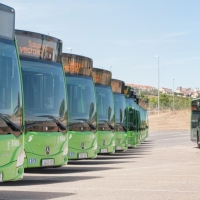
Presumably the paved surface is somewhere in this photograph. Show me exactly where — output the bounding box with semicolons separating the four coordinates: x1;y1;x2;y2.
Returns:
1;130;200;200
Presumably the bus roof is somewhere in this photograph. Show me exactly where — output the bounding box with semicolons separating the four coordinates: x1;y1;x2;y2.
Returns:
111;79;125;94
0;3;15;40
92;68;111;86
62;53;93;77
15;30;62;63
0;3;14;13
192;98;200;101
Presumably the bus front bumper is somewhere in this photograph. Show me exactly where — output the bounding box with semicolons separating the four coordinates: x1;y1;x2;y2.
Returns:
0;161;23;182
24;151;68;168
68;147;98;160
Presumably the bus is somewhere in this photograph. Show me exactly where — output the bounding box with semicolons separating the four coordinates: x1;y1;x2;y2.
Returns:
131;89;149;144
132;91;141;145
124;86;138;147
137;98;149;142
145;109;149;139
111;79;128;151
15;30;68;168
140;107;145;142
190;98;200;148
92;68;115;154
134;103;141;145
0;4;24;181
62;53;98;159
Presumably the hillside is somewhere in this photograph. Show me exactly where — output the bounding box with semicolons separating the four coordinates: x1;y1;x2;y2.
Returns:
149;109;190;132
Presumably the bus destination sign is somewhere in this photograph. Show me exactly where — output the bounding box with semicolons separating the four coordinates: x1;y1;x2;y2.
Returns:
92;68;111;86
62;53;93;77
15;30;62;62
111;79;125;94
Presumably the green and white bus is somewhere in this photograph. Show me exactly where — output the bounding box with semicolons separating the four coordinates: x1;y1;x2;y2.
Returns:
190;98;200;148
111;79;128;151
92;68;115;154
134;103;141;145
62;53;98;159
0;4;24;181
145;109;149;139
137;98;148;142
124;86;138;147
15;30;68;168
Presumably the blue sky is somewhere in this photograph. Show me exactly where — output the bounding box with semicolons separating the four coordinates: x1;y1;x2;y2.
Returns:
2;0;200;90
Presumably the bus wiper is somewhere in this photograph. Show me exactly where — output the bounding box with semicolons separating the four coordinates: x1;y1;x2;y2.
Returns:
0;113;21;132
37;115;66;131
25;121;43;129
75;118;96;130
116;122;127;132
69;122;81;127
99;120;114;130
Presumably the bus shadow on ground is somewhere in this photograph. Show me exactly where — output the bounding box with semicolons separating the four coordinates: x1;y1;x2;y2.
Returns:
94;157;140;161
0;191;74;200
103;152;146;156
25;165;119;175
0;175;101;186
68;160;133;165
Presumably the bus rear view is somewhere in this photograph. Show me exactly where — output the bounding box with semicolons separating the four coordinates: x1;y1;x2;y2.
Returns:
0;4;24;181
16;30;68;168
62;53;98;159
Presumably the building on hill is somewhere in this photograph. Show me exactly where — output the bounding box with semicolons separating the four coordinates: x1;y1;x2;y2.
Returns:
176;86;200;98
126;84;157;91
160;87;172;94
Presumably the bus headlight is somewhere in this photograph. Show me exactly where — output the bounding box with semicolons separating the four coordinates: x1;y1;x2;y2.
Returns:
94;142;98;150
112;141;115;146
16;151;25;167
63;146;68;156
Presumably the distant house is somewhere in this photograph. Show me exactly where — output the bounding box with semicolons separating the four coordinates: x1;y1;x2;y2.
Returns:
176;86;200;98
160;87;172;94
126;84;200;98
126;84;157;91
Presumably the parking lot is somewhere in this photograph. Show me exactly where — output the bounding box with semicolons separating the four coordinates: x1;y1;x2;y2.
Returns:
1;130;200;200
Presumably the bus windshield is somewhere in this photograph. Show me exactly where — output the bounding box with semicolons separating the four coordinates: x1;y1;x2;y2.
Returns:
0;39;22;135
96;85;114;126
20;57;66;123
113;93;126;125
66;74;97;126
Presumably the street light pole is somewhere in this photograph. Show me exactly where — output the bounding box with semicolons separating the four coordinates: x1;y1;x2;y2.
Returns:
155;55;160;115
173;78;175;110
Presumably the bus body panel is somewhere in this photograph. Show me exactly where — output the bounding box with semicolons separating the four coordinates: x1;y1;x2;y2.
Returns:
127;130;137;147
115;131;128;151
68;131;98;159
0;134;24;181
24;131;68;168
97;130;115;153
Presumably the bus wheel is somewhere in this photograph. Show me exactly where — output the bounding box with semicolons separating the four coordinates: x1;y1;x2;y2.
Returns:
197;132;200;149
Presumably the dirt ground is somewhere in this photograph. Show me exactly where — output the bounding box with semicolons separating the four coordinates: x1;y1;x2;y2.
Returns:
148;109;190;132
